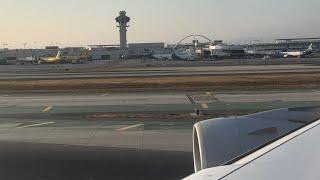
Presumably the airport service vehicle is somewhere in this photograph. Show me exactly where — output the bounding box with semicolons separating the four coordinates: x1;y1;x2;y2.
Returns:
184;107;320;180
38;49;91;64
152;53;173;60
281;43;313;58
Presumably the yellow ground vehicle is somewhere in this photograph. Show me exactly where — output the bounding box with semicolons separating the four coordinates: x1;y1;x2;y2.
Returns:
39;49;91;64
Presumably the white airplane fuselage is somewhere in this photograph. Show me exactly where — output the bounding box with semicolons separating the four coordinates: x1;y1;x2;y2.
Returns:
282;44;313;58
283;51;305;57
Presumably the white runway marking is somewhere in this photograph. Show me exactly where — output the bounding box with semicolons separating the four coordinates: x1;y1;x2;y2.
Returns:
17;122;55;129
43;106;53;112
201;104;209;109
100;93;110;97
206;92;212;96
117;124;144;131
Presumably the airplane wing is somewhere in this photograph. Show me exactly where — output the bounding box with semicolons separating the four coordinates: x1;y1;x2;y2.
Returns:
184;107;320;180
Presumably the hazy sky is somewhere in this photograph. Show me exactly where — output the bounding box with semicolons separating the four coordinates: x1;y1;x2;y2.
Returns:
0;0;319;48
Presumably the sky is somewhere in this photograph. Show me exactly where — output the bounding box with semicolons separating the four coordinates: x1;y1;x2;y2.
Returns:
0;0;319;48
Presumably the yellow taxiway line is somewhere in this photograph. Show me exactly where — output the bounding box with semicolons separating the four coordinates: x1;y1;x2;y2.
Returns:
16;122;55;129
117;124;144;131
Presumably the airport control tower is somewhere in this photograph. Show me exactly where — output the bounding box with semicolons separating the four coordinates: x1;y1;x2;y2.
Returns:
115;11;130;56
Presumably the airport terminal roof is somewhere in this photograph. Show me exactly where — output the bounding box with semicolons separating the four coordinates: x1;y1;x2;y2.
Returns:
88;45;120;47
276;38;320;41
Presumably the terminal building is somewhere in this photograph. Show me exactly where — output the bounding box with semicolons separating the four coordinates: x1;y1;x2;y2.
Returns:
203;44;245;59
173;38;246;60
245;38;320;57
89;43;167;60
90;45;120;60
128;43;166;58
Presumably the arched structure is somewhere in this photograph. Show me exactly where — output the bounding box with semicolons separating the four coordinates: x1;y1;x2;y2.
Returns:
173;34;214;50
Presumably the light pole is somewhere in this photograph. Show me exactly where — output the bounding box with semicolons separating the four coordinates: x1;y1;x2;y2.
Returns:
3;43;8;61
23;43;27;59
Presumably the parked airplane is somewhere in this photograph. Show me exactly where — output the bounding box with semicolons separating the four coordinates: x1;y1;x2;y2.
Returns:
184;107;320;180
152;53;173;60
38;49;91;64
174;48;197;61
281;43;313;58
16;56;38;65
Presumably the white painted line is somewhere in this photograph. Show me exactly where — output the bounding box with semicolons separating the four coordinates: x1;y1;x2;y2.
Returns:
190;113;198;116
43;106;53;112
201;103;209;109
206;92;213;96
117;124;144;131
100;93;109;97
16;122;55;129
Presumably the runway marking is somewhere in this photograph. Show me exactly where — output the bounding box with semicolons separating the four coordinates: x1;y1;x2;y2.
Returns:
206;92;212;96
201;103;209;109
100;93;109;97
117;124;144;131
17;122;55;129
43;106;53;112
190;113;198;116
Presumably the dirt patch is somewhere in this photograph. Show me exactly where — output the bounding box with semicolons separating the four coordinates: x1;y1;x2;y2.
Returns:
1;72;320;92
88;114;211;121
86;111;258;121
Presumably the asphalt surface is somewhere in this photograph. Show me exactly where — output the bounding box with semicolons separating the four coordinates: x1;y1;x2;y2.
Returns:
0;82;320;180
0;90;198;179
1;64;320;79
0;124;193;152
0;141;193;180
1;91;320;107
1;90;320;152
0;60;320;180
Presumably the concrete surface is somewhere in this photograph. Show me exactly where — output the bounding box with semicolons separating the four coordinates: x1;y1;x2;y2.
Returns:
1;64;320;79
0;141;193;180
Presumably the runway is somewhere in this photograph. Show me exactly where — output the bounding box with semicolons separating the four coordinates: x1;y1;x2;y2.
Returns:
0;141;193;180
0;90;319;180
1;90;320;107
0;90;320;151
1;64;320;80
0;120;193;152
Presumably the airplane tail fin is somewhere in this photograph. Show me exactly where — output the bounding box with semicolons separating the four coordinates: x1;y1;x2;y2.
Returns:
56;51;62;59
307;43;313;51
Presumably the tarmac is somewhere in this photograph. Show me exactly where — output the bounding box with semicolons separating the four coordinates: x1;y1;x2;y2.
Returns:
0;120;193;152
1;64;320;79
1;90;320;107
0;141;193;180
1;90;320;152
1;61;320;179
1;89;320;179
